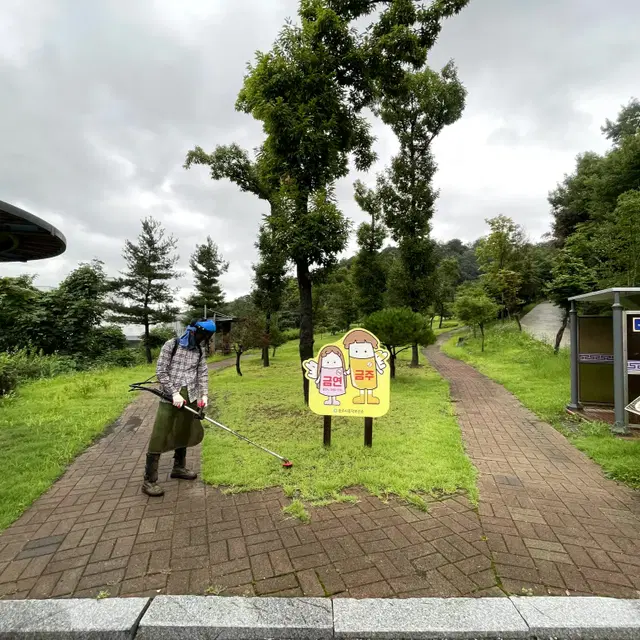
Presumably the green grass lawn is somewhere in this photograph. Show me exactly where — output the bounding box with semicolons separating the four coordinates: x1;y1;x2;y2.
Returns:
433;317;463;336
207;352;238;364
0;364;153;531
442;322;640;488
201;341;477;513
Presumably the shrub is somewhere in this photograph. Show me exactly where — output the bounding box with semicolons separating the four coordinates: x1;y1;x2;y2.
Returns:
0;350;78;396
88;325;128;356
364;307;436;378
281;328;300;342
0;357;18;396
143;325;177;349
454;293;499;352
97;348;142;368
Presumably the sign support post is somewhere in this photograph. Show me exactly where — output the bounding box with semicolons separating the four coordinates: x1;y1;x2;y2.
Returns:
323;416;332;447
364;418;373;447
303;328;390;449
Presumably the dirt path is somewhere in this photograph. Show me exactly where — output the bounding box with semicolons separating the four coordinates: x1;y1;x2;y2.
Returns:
426;339;640;597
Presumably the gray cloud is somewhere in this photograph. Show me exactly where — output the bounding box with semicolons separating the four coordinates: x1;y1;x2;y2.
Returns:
1;0;639;302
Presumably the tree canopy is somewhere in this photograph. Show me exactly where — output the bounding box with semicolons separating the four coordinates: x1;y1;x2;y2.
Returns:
364;307;435;378
109;217;180;363
185;236;229;319
549;98;640;292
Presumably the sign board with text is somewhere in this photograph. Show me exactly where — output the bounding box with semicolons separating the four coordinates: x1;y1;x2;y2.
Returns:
303;328;391;418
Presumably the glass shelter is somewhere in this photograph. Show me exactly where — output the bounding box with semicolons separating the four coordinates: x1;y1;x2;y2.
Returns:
568;288;640;435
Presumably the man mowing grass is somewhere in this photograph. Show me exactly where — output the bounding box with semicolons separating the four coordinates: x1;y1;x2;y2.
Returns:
142;318;216;497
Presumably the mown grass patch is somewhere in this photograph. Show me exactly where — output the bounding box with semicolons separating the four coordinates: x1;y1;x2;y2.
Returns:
0;364;153;531
443;322;640;488
201;342;477;509
433;317;463;336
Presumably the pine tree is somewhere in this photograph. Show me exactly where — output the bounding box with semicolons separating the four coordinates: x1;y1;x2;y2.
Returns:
252;221;287;367
184;236;229;319
379;62;466;366
110;217;180;363
352;180;388;316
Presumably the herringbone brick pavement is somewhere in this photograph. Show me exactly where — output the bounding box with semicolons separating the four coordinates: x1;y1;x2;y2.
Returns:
2;347;640;600
426;340;640;598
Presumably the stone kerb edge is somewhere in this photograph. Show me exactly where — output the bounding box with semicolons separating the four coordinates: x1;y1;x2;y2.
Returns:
1;595;640;639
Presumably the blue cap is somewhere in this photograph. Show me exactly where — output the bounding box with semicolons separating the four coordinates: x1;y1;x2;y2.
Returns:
195;319;216;333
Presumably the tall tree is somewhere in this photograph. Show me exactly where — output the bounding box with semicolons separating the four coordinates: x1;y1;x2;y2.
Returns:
352;180;388;316
187;0;470;401
110;217;180;363
378;61;467;365
364;307;435;379
454;293;499;352
0;276;42;352
590;190;640;288
545;248;595;353
184;237;229;319
601;97;640;145
252;221;288;367
440;239;479;282
549;151;605;245
53;260;110;356
322;265;359;333
475;215;526;274
551;98;640;245
432;256;461;328
232;314;264;377
475;215;527;323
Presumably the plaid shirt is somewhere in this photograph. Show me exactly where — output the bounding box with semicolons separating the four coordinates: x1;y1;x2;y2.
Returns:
156;339;208;403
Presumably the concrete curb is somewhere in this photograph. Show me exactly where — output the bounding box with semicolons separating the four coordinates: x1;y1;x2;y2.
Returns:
1;596;640;639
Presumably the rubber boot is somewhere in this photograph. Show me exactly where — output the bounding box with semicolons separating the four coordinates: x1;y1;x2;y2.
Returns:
142;453;164;497
171;447;197;480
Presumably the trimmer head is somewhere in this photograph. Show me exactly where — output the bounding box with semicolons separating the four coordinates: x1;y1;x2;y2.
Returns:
282;460;293;469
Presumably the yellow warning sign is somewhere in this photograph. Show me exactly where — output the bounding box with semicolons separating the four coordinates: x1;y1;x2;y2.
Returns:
303;328;391;418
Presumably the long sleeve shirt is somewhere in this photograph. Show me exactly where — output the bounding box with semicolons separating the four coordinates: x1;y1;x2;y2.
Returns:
156;339;208;403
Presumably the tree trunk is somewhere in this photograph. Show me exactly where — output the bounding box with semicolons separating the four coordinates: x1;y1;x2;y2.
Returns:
263;312;271;367
235;348;243;376
554;310;569;355
272;346;277;357
515;313;522;332
480;323;485;352
144;321;152;364
390;352;396;379
296;259;314;404
430;315;435;328
439;314;444;329
411;343;419;367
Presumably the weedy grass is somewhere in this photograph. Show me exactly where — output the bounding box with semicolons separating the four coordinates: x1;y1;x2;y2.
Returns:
0;364;153;530
201;341;477;509
443;322;640;489
433;317;463;336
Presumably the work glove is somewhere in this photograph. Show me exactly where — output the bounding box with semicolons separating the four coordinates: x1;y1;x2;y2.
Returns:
197;395;208;409
172;393;186;408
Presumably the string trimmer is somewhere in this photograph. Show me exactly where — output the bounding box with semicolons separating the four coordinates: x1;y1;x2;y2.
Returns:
129;379;293;468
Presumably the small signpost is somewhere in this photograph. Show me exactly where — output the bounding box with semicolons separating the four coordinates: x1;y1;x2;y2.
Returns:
625;396;640;417
303;328;391;447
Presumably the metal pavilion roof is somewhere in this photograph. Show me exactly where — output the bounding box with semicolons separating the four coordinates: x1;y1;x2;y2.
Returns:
0;200;66;263
569;287;640;307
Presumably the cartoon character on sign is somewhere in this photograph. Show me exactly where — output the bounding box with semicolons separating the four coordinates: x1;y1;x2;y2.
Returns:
343;329;389;405
303;346;348;406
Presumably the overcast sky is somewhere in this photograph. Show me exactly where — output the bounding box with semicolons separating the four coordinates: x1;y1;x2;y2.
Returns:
1;0;639;302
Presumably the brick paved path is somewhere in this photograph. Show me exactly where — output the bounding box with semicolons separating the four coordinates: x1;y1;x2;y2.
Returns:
426;340;640;598
2;348;640;600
